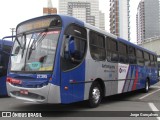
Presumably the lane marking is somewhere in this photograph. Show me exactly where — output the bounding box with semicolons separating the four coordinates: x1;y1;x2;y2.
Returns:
24;101;39;104
149;103;159;111
152;86;160;89
148;103;160;120
139;89;160;100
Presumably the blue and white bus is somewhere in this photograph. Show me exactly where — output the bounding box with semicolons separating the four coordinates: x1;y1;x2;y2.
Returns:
6;15;159;107
0;36;13;95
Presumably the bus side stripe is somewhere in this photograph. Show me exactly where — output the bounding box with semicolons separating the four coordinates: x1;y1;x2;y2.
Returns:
122;65;130;92
132;68;139;90
128;66;136;91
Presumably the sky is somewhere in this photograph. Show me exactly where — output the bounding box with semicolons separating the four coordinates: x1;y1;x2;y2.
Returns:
0;0;141;44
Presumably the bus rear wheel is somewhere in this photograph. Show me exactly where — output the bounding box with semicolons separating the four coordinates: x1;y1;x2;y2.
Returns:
143;79;150;93
88;82;102;108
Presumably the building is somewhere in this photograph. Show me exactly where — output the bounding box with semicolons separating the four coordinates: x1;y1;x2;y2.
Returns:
139;36;160;76
136;0;145;45
99;11;105;30
136;0;160;45
139;36;160;55
110;0;130;41
59;0;105;30
43;0;57;15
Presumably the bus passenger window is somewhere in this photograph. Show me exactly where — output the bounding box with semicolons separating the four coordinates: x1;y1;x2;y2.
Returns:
106;37;118;62
136;49;144;66
118;42;128;64
89;31;106;61
154;56;157;67
128;46;136;64
144;52;150;66
150;54;155;67
110;52;118;62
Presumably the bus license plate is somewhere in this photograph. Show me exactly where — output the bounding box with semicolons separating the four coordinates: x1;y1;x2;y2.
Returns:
20;90;28;95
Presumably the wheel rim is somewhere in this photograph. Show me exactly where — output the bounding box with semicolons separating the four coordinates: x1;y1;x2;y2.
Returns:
146;81;149;91
92;87;100;104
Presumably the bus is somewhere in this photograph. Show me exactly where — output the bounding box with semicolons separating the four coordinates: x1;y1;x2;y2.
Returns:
6;15;159;107
0;36;13;95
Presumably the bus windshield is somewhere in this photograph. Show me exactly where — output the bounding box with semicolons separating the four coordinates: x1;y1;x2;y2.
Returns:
11;30;60;72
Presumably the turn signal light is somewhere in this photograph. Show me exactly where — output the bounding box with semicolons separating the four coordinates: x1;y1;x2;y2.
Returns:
6;77;12;83
6;77;22;84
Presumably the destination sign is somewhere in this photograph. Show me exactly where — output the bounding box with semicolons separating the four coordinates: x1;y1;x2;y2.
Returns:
17;16;61;34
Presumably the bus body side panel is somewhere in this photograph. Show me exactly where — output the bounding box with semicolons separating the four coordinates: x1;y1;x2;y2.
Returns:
150;67;159;85
122;65;136;92
139;66;150;89
84;51;118;99
121;65;158;92
122;65;147;92
118;64;142;93
136;66;144;90
118;63;130;93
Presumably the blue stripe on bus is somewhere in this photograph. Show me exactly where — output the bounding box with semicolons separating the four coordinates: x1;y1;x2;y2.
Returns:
51;15;85;86
49;16;85;103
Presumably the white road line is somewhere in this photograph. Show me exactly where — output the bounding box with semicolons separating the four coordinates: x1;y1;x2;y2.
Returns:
149;103;159;111
152;86;160;89
148;103;160;120
24;101;39;104
139;89;160;100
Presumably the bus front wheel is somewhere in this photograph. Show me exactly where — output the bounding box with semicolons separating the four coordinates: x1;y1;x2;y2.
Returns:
88;82;102;108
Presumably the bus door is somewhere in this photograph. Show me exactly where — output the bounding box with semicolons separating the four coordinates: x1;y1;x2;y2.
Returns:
60;35;87;103
60;25;87;103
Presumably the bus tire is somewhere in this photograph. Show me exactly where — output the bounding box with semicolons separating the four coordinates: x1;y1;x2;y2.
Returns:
143;79;149;93
88;81;102;108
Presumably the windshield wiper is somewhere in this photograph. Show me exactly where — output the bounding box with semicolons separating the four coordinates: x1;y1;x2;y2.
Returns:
15;37;23;49
21;35;26;58
28;31;47;60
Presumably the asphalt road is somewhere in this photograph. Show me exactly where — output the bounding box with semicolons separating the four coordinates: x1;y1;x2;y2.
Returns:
1;82;160;120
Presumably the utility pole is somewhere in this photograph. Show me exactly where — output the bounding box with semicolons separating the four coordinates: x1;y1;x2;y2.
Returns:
10;28;15;41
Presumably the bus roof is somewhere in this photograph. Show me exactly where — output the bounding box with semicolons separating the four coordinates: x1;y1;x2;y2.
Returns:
16;14;157;56
118;37;157;55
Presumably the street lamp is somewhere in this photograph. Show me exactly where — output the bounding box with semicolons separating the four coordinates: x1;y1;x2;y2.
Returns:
10;28;15;41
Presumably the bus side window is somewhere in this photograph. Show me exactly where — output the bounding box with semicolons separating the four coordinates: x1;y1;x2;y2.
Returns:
150;54;155;67
118;42;128;64
136;49;144;66
154;56;157;67
128;46;136;64
144;52;150;67
89;31;106;61
106;37;118;62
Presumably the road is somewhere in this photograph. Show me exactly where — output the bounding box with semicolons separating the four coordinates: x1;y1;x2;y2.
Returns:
1;82;160;120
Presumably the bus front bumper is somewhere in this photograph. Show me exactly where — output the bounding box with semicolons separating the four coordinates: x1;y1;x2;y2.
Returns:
6;82;61;104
